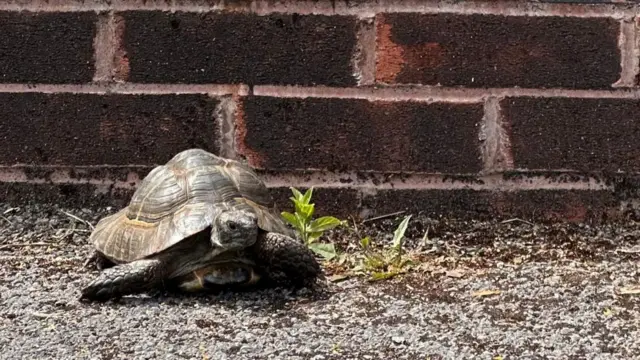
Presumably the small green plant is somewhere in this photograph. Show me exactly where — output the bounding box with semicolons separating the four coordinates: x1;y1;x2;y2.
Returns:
354;215;414;281
281;187;344;261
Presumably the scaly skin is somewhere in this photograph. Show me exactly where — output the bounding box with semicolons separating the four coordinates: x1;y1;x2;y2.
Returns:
250;232;323;288
80;232;322;301
80;259;165;301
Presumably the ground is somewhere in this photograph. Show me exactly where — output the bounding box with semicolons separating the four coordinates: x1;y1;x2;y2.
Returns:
1;203;640;359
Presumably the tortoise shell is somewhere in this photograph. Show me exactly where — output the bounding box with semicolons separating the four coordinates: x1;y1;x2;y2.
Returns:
90;149;294;263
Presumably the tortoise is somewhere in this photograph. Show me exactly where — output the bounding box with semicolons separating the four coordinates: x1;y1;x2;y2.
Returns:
80;148;322;301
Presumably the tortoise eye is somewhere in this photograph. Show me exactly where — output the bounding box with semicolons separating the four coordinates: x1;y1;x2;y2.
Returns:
228;221;237;231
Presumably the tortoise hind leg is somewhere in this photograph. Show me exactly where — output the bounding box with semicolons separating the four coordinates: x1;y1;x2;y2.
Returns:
250;232;323;288
80;259;165;301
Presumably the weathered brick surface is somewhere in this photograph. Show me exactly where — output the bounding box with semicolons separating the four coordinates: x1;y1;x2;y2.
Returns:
0;2;635;225
0;12;96;83
0;93;220;166
122;11;358;86
376;13;620;88
362;189;619;223
0;182;623;224
0;183;135;209
362;189;494;219
238;96;484;173
503;97;640;172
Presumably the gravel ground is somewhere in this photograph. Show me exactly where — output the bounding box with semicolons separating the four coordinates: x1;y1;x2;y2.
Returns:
1;203;640;359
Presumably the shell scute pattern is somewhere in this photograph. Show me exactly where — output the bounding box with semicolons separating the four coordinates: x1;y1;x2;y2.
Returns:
90;149;293;264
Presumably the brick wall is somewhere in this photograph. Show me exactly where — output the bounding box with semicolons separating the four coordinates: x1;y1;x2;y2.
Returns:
1;0;640;223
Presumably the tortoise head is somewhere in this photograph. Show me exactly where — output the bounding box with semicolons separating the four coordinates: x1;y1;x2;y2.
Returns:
211;210;259;251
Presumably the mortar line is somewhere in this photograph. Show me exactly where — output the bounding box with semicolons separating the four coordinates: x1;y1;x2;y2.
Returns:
0;165;154;169
352;17;376;86
252;85;640;101
92;11;117;83
613;17;640;87
0;167;613;191
5;83;640;100
258;172;611;191
480;97;514;174
0;83;244;95
214;95;240;160
0;0;636;18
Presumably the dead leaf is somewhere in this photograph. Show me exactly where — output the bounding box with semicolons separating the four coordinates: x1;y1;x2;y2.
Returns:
472;289;502;297
619;286;640;295
446;269;465;278
328;274;351;283
616;246;640;254
3;207;18;215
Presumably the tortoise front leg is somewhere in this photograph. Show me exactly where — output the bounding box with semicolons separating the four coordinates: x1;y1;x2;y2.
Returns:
79;259;165;301
250;232;323;288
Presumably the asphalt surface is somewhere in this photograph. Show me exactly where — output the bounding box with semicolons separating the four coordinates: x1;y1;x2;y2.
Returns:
1;203;640;359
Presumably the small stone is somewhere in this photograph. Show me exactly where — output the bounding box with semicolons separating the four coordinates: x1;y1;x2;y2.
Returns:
392;336;406;344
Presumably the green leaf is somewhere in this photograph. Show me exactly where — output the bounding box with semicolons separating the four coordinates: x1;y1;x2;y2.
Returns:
370;271;399;281
293;212;308;237
363;253;386;270
306;231;323;244
392;215;412;250
302;187;314;205
398;258;414;268
296;203;314;221
308;242;337;261
360;236;371;249
308;216;343;233
290;187;304;202
281;211;298;227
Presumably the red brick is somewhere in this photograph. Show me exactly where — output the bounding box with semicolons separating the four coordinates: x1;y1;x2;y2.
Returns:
237;96;484;173
122;11;358;86
0;12;97;83
376;13;620;89
0;94;220;166
503;97;640;172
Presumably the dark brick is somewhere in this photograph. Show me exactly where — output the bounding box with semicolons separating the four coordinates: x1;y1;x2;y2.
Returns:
123;11;358;86
270;186;360;218
494;190;619;223
0;12;96;83
538;0;624;2
503;97;640;172
376;13;620;88
0;183;135;210
0;93;220;166
361;189;495;220
238;96;484;173
13;166;152;184
361;189;620;223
